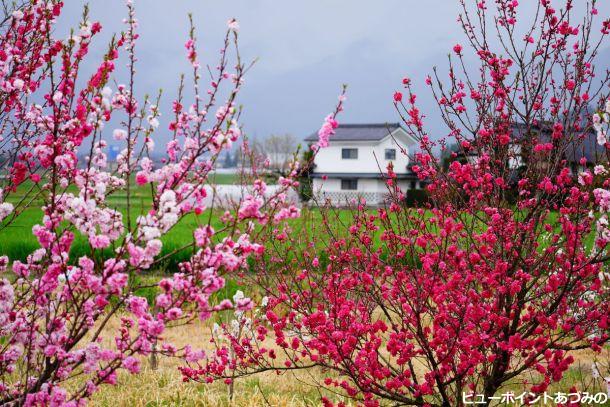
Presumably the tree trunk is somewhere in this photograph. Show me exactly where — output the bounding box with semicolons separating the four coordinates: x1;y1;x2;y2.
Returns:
149;341;159;370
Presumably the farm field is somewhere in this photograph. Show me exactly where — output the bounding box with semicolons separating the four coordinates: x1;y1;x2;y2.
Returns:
0;181;596;272
83;317;347;407
2;187;609;405
1;181;607;406
79;317;608;407
0;172;285;264
0;203;352;266
4;0;610;405
0;180;356;304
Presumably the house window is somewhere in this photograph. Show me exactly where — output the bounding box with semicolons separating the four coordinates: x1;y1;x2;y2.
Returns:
410;181;417;189
341;179;358;190
385;148;396;160
341;148;358;159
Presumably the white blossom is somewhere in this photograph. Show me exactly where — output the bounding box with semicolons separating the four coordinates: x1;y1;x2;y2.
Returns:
0;203;14;222
148;116;159;129
52;91;63;104
113;129;127;141
13;79;24;91
227;18;239;32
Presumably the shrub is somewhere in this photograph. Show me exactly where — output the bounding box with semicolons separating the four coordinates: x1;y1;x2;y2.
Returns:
182;2;610;406
404;188;430;207
0;1;319;403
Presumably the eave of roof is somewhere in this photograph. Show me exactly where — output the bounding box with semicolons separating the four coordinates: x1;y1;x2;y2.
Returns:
310;172;419;180
304;123;404;142
511;122;602;163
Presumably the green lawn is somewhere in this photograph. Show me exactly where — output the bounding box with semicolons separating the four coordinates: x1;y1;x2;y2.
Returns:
0;179;354;272
0;206;213;266
0;174;592;277
208;172;240;185
0;170;279;262
209;171;277;185
0;181;354;306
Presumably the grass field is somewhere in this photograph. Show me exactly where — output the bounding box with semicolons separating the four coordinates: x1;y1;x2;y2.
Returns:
0;179;355;307
0;171;283;266
83;317;350;407
0;181;362;405
82;318;608;407
1;180;608;406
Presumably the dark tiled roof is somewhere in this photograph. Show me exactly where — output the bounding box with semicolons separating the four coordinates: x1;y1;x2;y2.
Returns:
510;122;604;164
304;123;403;142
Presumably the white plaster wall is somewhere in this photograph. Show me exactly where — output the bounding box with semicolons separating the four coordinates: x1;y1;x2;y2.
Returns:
313;178;421;193
313;136;411;175
313;177;387;192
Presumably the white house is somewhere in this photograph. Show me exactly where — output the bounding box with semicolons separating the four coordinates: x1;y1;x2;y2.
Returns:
305;123;422;206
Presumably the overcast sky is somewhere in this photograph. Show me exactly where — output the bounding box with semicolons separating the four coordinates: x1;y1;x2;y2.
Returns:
56;1;610;144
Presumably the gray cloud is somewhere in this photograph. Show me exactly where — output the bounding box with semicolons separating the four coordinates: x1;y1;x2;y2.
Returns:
56;1;610;144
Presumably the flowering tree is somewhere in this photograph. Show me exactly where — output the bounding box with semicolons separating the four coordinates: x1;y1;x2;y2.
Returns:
181;1;610;406
0;1;312;404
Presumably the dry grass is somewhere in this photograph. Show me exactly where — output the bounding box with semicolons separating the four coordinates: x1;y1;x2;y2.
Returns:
81;317;609;406
87;318;346;407
90;368;325;407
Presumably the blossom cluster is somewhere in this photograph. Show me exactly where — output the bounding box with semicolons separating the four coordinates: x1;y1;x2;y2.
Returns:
0;1;311;404
179;1;610;406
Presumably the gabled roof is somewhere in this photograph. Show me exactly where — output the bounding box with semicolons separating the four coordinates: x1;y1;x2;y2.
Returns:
304;123;405;142
510;122;604;164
